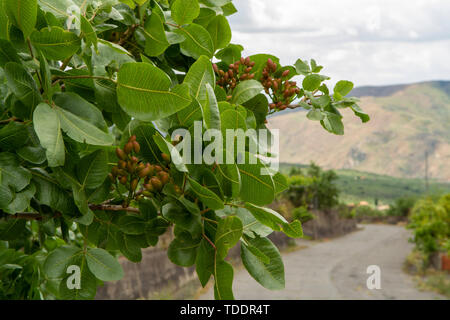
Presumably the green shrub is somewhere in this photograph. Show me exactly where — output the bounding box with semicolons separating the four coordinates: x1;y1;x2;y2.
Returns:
408;194;450;259
292;206;315;223
387;197;416;217
351;205;384;218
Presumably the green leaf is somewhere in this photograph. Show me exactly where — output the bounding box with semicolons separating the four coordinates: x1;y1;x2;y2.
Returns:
30;26;81;61
118;215;146;235
4;0;37;38
0;121;30;151
215;215;242;259
139;199;158;220
244;203;303;238
237;153;275;206
231;80;263;105
162;201;202;237
295;58;311;75
171;0;200;26
117;62;192;121
168;231;200;267
175;23;214;59
243;93;268;126
213;260;234;300
117;232;143;262
306;108;324;121
0;219;26;240
80;15;98;52
334;80;353;100
4;62;42;110
241;237;285;290
55;105;114;146
38;51;53;101
0;1;11;40
0;39;21;67
85;248;124;281
216;43;243;65
59;256;97;300
44;245;82;278
76;150;108;189
302;74;322;91
244;203;286;232
5;183;35;213
320;112;344;135
142;12;169;56
202;83;221;130
195;238;215;287
220;108;246;138
206;15;231;51
350;103;370;123
33;103;65;167
272;171;288;194
188;176;224;210
54;92;108;132
0;152;32;209
281;219;303;238
184;55;215;105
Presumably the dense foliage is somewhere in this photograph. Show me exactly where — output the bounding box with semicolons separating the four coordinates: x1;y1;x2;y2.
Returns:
0;0;367;299
408;194;450;261
286;163;339;210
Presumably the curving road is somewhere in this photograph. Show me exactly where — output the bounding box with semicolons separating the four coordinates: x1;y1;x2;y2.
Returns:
198;224;446;300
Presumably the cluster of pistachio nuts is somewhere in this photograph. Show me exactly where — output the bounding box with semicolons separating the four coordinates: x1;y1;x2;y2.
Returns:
213;57;256;97
110;135;174;205
261;58;300;111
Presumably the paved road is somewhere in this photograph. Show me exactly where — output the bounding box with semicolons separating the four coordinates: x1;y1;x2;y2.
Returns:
198;224;445;300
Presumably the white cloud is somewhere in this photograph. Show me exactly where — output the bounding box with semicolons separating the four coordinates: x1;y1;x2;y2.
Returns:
228;0;450;86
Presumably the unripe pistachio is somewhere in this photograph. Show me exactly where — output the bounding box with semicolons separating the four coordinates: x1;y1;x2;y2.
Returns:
154;165;163;172
116;148;127;161
144;183;154;192
282;69;290;77
119;160;127;169
127;161;136;173
131;156;138;163
174;185;182;194
161;153;171;163
240;57;245;64
273;81;279;90
108;173;115;182
158;171;170;184
250;61;255;67
226;95;232;101
137;163;145;172
150;177;163;190
213;64;219;73
248;74;255;79
138;166;151;178
131;178;138;191
112;166;119;176
129;135;137;142
120;176;128;185
240;74;248;80
269;103;276;110
124;142;133;154
132;141;140;153
219;70;225;76
245;57;251;65
245;67;252;73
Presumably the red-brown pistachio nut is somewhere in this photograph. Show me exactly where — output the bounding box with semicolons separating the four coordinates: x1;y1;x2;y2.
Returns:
116;148;127;161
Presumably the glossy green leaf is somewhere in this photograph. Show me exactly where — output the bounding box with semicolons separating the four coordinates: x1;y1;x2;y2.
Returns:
33;103;65;167
215;216;242;261
4;0;37;38
168;231;200;267
188;177;224;210
80;15;98;52
213;260;234;300
117;62;192;121
206;15;231;51
30;27;81;61
142;12;169;56
175;23;214;59
77;150;109;189
241;237;285;290
85;248;124;281
4;62;42;110
195;238;215;287
231;80;263;105
237;153;275;206
171;0;200;26
302;74;322;91
184;55;215;105
0;39;21;67
44;245;82;278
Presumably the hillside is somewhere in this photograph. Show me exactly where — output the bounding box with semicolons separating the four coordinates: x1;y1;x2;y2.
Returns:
268;81;450;182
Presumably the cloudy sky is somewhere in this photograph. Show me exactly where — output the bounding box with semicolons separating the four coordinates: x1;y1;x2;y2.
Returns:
228;0;450;87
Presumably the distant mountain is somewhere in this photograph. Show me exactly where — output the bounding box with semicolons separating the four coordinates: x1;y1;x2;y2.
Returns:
268;81;450;182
